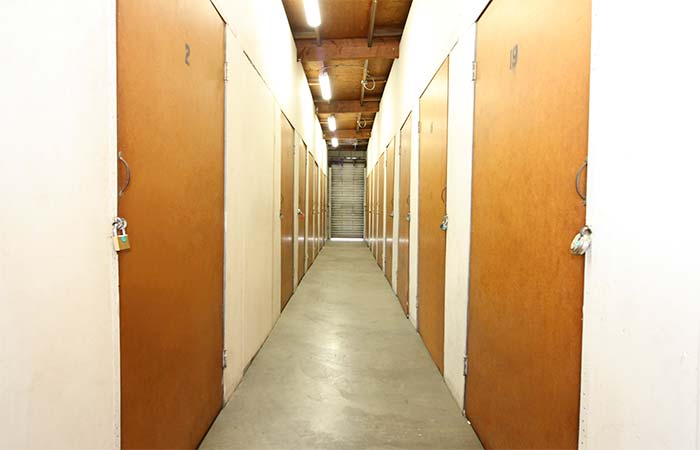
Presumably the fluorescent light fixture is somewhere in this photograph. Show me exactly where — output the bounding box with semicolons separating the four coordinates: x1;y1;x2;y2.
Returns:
319;69;332;101
328;115;337;131
331;137;339;148
303;0;321;28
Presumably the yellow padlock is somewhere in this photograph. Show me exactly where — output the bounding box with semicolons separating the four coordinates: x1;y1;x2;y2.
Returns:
112;218;131;252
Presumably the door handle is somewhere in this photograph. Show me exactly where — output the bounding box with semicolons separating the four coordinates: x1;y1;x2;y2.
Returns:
389;212;394;218
406;213;411;222
118;151;131;198
576;159;588;206
297;208;304;218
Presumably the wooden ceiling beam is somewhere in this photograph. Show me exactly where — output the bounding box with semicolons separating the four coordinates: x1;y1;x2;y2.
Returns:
324;129;371;140
309;77;386;86
296;37;400;61
316;101;379;114
292;26;403;40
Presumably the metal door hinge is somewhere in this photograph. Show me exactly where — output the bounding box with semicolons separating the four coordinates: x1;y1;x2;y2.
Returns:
417;121;421;134
224;61;229;82
463;354;468;376
222;349;228;369
471;61;477;81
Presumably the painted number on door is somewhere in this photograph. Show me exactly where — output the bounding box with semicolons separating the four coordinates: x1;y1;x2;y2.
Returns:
510;44;519;71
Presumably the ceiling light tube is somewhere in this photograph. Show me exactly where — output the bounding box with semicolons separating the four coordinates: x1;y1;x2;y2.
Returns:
319;69;332;101
328;115;337;132
303;0;322;28
331;137;339;148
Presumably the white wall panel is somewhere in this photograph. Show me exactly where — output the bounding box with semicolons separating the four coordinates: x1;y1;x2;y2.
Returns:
391;136;401;289
579;1;700;448
0;1;119;448
408;104;420;328
223;31;277;396
443;26;476;411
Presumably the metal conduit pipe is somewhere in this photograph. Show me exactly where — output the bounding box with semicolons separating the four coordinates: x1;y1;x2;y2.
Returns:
367;0;378;47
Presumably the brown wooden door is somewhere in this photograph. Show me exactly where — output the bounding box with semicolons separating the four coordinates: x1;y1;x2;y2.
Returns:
297;142;307;280
321;173;326;245
314;162;320;258
117;1;224;448
385;138;396;284
418;59;449;373
365;173;372;245
280;114;295;310
373;167;378;256
465;1;591;448
397;114;412;316
376;154;385;268
307;160;317;268
369;171;374;247
365;173;370;242
323;173;327;244
367;172;371;244
371;167;378;258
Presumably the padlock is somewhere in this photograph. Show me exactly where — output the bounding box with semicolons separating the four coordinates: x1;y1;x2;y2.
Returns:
112;218;131;252
570;225;592;256
439;214;449;231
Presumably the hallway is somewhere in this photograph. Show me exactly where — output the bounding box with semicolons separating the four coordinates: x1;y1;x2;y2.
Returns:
5;1;700;448
201;242;482;450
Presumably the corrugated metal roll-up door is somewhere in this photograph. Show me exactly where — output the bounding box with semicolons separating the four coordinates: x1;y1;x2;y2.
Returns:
330;164;366;238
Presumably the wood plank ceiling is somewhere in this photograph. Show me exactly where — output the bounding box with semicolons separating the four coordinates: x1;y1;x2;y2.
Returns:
282;0;412;164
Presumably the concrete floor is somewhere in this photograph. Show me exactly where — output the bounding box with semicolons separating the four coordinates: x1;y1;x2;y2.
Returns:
200;241;483;450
